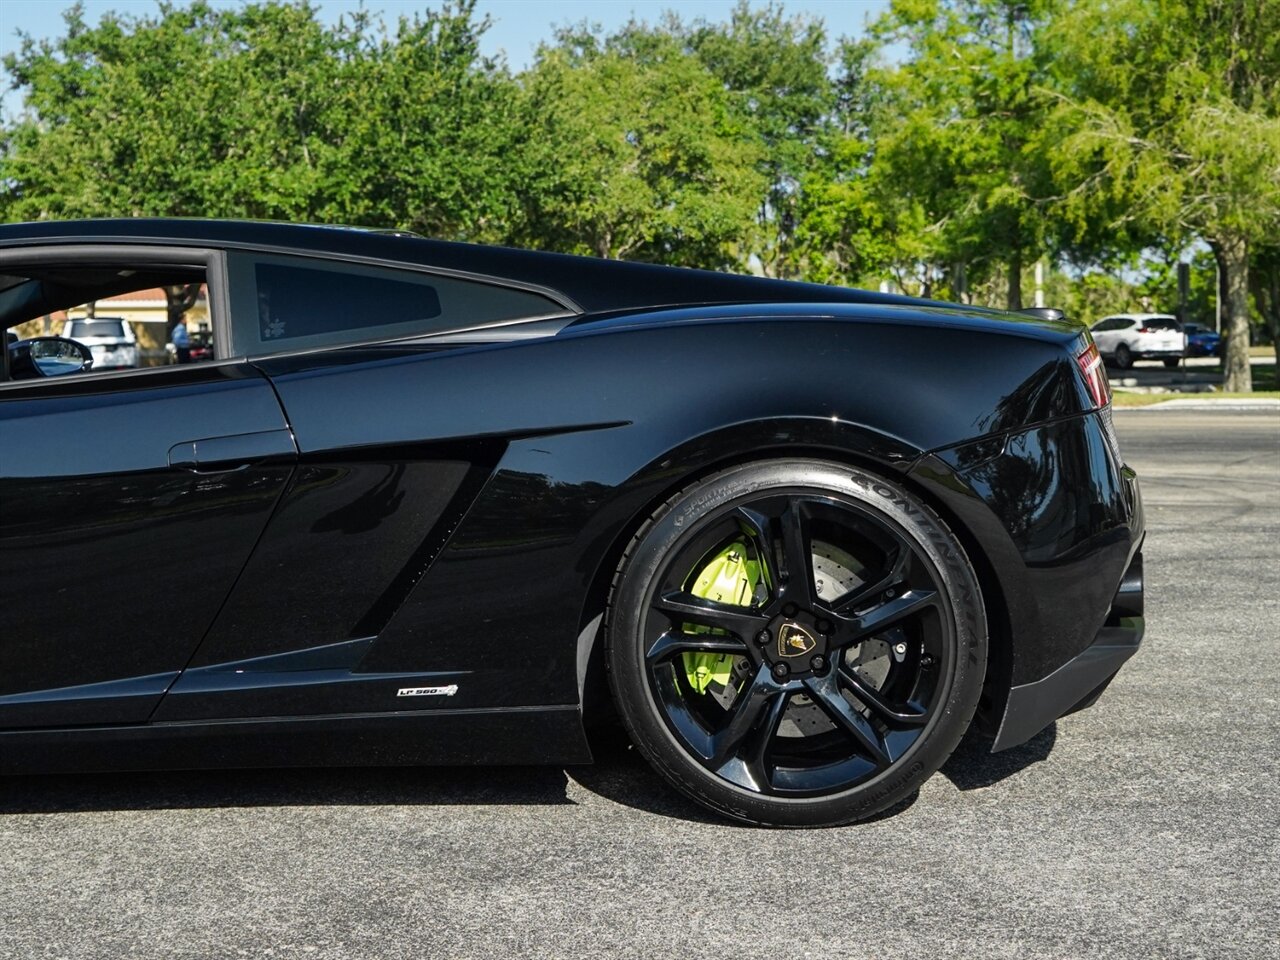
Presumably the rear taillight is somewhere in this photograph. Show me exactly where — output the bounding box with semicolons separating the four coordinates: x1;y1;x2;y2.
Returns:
1076;341;1111;409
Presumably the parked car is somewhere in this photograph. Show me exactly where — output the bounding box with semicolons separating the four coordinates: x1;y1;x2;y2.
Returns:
1182;322;1222;358
60;316;138;369
1090;313;1186;368
165;327;215;363
0;218;1144;828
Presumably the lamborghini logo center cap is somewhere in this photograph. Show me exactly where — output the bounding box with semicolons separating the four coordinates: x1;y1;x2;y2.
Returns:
777;622;817;658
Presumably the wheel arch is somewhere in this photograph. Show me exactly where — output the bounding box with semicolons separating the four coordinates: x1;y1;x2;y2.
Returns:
574;425;1013;744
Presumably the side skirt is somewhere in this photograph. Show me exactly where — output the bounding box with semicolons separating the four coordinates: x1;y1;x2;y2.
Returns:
0;706;591;775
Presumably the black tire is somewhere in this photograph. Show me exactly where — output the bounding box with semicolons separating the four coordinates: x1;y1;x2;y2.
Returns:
605;459;987;827
1115;343;1133;369
1163;358;1181;369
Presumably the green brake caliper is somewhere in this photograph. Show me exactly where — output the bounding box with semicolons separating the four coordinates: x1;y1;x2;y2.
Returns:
682;542;764;694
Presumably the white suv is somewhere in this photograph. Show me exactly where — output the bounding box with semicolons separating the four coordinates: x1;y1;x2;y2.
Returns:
61;317;139;370
1090;314;1186;369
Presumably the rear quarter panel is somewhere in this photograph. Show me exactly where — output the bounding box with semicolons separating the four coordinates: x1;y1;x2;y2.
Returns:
241;315;1087;712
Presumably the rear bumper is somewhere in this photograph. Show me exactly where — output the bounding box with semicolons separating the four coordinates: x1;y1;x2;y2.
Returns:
992;548;1144;751
991;460;1146;752
1133;348;1183;360
911;411;1147;751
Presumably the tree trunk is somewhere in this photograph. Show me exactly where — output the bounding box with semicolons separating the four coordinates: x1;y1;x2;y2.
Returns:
1006;248;1022;311
164;284;202;340
1271;265;1280;380
1257;259;1280;380
1249;257;1280;383
952;261;969;304
1215;236;1253;393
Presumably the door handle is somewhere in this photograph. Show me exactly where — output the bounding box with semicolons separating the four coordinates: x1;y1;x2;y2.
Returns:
168;428;297;474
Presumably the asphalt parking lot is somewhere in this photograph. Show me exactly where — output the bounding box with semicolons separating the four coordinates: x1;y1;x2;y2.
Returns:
1;409;1277;960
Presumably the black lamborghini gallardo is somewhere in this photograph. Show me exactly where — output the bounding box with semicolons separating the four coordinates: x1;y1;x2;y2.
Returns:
0;220;1143;826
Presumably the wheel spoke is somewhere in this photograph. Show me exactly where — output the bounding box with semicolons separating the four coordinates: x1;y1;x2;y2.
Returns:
803;671;891;767
732;499;817;610
831;588;939;646
652;590;768;641
707;666;775;768
736;687;790;792
733;505;771;549
778;499;817;607
646;630;749;664
841;668;929;726
830;544;910;616
706;666;789;793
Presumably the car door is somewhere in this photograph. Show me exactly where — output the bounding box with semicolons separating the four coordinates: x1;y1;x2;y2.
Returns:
0;246;297;727
149;249;573;722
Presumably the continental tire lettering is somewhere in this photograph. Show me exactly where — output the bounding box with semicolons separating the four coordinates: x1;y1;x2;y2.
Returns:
861;762;925;809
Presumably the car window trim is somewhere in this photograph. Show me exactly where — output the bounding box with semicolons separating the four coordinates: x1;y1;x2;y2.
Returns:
226;250;578;359
0;356;252;396
0;236;584;315
0;244;230;389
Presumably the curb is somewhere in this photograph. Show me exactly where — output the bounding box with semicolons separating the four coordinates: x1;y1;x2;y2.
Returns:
1115;399;1280;412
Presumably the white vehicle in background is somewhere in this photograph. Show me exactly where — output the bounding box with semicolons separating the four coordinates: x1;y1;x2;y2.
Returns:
60;316;139;370
1090;314;1186;369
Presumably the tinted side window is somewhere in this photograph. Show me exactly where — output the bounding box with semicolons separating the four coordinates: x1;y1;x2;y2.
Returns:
1093;318;1128;332
228;253;567;354
1143;317;1181;330
254;262;441;342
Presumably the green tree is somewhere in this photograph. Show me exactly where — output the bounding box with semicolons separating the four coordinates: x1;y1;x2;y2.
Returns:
858;0;1060;308
1042;0;1280;391
514;30;765;266
581;3;834;275
683;2;833;277
1;0;519;239
308;3;523;240
788;36;938;293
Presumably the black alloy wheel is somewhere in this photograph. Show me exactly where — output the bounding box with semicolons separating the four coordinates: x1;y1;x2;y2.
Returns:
1115;343;1133;369
606;460;987;827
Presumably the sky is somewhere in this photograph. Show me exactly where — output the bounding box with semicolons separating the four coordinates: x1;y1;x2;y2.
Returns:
0;0;890;118
0;1;890;71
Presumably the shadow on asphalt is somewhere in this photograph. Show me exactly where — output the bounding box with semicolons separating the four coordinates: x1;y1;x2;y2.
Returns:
566;747;924;826
562;721;1059;824
0;722;1056;820
940;722;1057;790
0;765;575;814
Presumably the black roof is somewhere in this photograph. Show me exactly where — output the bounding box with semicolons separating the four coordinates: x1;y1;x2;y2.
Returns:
0;218;939;316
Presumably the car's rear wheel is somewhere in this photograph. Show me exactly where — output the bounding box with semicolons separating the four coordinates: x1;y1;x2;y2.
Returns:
606;460;987;827
1115;343;1133;369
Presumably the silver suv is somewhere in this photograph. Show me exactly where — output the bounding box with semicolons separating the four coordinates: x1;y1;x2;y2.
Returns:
61;317;139;370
